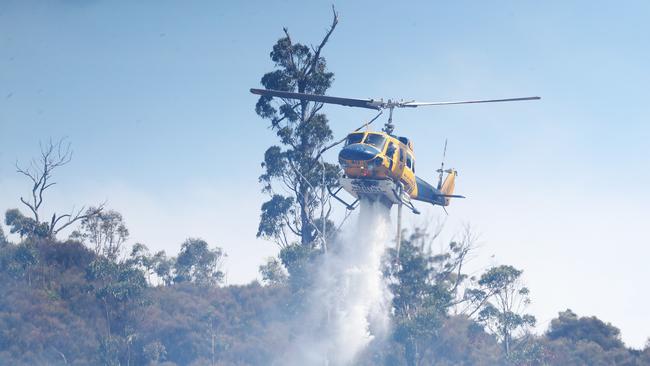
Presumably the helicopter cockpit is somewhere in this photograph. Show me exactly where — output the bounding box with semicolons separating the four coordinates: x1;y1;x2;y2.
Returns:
345;132;386;150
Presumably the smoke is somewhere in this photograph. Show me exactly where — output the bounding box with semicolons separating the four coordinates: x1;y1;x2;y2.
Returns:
280;200;393;366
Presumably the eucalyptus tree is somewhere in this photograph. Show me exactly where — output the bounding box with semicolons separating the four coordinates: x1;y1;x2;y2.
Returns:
385;227;477;366
174;238;225;286
465;265;536;357
6;138;103;239
253;7;341;252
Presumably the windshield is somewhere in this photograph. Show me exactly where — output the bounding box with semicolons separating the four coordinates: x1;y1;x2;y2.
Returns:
364;134;386;150
346;133;364;145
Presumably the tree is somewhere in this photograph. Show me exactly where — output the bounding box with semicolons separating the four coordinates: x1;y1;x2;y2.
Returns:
13;242;39;286
143;341;167;365
641;339;650;365
7;138;103;238
74;208;129;260
127;242;166;286
87;255;148;362
253;7;341;251
0;225;8;247
5;208;49;238
152;250;175;286
385;227;476;366
467;265;536;357
258;257;288;286
174;238;225;286
547;309;624;351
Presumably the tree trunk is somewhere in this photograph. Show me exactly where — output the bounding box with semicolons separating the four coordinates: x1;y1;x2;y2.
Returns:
299;183;312;247
405;338;417;366
103;298;112;339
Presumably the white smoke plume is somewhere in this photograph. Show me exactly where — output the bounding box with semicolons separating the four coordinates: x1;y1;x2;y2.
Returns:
280;200;393;366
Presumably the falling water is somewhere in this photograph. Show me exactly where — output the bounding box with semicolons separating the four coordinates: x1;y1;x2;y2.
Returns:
281;200;392;366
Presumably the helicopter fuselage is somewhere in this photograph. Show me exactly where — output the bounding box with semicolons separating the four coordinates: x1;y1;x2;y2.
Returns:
337;131;456;208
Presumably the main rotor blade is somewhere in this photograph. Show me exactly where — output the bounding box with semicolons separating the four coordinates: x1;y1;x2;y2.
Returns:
402;96;540;107
250;88;381;110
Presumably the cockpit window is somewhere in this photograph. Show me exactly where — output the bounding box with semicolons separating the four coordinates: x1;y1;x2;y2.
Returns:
346;133;364;145
364;134;386;150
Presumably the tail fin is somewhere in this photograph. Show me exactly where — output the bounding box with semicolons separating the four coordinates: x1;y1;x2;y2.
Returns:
440;169;457;206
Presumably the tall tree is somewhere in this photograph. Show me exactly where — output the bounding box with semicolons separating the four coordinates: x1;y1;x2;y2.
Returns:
174;238;225;286
385;227;476;366
73;208;129;260
7;138;103;239
87;256;148;364
253;7;340;251
466;265;536;357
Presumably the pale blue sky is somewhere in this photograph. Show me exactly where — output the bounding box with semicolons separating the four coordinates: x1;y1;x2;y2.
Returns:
1;0;649;347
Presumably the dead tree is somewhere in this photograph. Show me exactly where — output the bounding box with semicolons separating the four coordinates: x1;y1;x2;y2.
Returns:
14;138;104;237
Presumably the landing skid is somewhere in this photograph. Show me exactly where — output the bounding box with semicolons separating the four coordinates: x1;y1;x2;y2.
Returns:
327;186;359;211
331;177;422;262
392;186;420;215
338;177;419;213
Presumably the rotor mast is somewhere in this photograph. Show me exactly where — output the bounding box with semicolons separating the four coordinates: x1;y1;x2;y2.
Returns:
383;106;395;135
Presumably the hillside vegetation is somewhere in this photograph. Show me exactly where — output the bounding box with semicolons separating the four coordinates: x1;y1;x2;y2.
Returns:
1;220;649;365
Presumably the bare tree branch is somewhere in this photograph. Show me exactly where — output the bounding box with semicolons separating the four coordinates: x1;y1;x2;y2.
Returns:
305;5;339;76
282;27;298;74
51;203;105;236
16;138;73;223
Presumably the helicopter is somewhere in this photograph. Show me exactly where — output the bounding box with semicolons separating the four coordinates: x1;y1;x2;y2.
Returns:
250;88;540;251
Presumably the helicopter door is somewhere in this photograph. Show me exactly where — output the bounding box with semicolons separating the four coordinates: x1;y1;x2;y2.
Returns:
400;149;416;194
406;154;413;173
386;142;397;171
398;147;408;190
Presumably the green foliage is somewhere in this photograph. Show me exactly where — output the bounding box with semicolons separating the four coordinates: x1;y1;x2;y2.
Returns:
74;208;129;260
13;242;39;283
417;316;502;365
87;257;148;306
547;309;624;350
256;194;294;240
5;208;49;239
278;241;320;294
143;340;167;364
384;228;475;366
133;283;292;366
254;12;340;251
152;250;175;286
174;238;225;286
258;257;288;286
0;231;647;365
470;265;536;357
0;225;8;247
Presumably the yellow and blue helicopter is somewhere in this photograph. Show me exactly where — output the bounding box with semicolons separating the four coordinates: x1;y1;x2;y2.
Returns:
250;88;539;249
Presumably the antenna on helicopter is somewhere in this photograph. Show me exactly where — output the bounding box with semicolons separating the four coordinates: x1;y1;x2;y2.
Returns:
437;139;448;190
